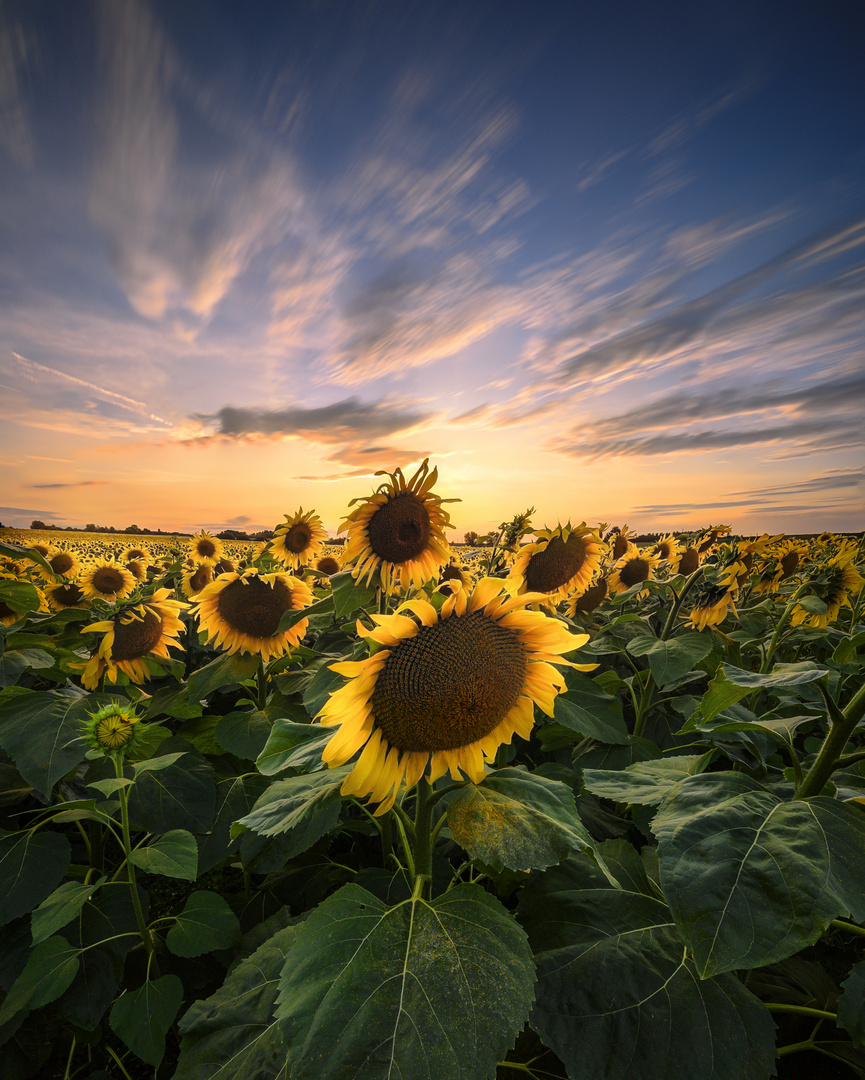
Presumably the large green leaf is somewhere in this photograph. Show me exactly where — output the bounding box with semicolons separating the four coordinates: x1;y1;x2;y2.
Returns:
653;772;865;976
447;767;605;873
109;974;184;1067
0;935;80;1026
198;773;269;875
187;651;259;704
215;709;273;759
553;671;629;744
175;924;296;1080
276;594;334;634
627;632;714;688
236;768;349;865
518;883;776;1080
582;754;711;806
329;571;376;619
719;661;828;690
129;829;198;880
0;830;71;927
0;691;92;797
256;720;332;775
0;648;55;688
30;878;105;945
0;581;42;616
166;891;241;957
838;961;865;1048
277;882;535;1080
127;737;215;835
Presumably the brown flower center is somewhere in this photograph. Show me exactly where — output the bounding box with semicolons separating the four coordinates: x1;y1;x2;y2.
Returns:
619;557;650;587
126;549;147;562
216;559;234;574
678;548;700;575
780;552;799;578
367;492;431;564
196;539;217;559
316;556;340;575
189;565;213;592
613;533;629;559
573;577;607;612
283;523;312;554
111;609;164;661
52;583;85;607
126;559;146;581
216;576;294;638
91;566;127;596
525;533;587;593
50;552;75;575
372;610;527;752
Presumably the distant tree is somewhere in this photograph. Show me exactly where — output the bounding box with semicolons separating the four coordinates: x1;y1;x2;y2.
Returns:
217;529;250;540
124;524;143;534
30;520;49;530
463;530;479;546
85;523;98;532
251;530;274;541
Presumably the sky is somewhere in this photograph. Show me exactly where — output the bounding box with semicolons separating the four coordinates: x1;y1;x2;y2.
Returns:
0;0;863;539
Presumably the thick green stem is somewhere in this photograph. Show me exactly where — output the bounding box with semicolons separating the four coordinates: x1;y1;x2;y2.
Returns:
632;670;655;740
380;811;393;868
115;756;159;972
760;583;809;674
411;778;435;900
764;1003;836;1021
661;567;704;640
256;658;268;711
796;680;865;799
831;918;865;939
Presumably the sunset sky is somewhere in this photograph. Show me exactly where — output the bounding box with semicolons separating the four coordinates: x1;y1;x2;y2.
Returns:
1;0;863;539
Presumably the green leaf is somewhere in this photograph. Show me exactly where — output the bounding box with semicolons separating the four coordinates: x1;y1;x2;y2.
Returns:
110;974;184;1067
720;660;829;690
627;632;714;688
0;830;71;927
0;581;42;617
276;594;333;635
301;660;345;719
198;773;269;876
582;754;712;805
329;571;376;619
518;883;776;1080
129;829;198;881
838;960;865;1048
256;719;331;775
236;769;349;863
127;737;215;835
215;709;272;759
0;691;92;797
693;668;753;723
0;935;80;1026
175;924;296;1080
188;651;259;704
447;766;606;873
276;882;535;1080
833;631;865;666
553;671;629;744
653;772;865;976
86;776;133;797
166;891;241;958
30;878;105;945
132;750;189;774
0;648;55;688
797;594;828;614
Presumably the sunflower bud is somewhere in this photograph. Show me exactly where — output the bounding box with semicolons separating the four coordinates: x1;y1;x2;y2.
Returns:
83;702;141;756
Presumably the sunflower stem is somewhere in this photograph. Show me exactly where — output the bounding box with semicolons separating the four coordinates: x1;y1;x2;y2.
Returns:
660;567;704;641
764;1003;837;1021
114;755;159;974
256;658;268;710
795;679;865;799
380;811;394;868
831;918;865;938
411;777;434;900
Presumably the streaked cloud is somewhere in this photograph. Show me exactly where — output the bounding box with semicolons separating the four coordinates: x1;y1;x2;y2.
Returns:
30;480;109;490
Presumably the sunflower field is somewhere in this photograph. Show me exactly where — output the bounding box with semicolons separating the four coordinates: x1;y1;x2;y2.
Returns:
0;461;864;1080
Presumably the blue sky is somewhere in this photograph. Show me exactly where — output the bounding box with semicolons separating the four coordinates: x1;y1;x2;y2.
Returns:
0;0;863;536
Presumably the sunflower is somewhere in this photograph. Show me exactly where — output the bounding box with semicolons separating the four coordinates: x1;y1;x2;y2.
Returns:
567;575;608;614
270;508;328;571
698;524;732;553
687;583;737;631
651;534;683;565
194;568;313;661
83;702;141;754
125;558;148;583
437;560;472;596
38;548;80;581
775;540;805;580
610;525;633;560
182;563;214;598
339;459;456;595
46;581;89;611
608;544;661;597
80;559;137;603
791;545;863;628
79;589;189;690
121;546;150;565
189;530;223;567
506;523;605;604
315;555;341;577
674;545;702;576
215;557;235;575
317;577;593;814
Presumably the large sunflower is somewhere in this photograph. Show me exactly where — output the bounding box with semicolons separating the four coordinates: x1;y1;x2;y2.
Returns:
270;508;328;571
317;577;593;815
79;589;188;690
506;523;605;604
194;568;313;661
608;544;661;597
79;559;137;603
46;581;89;611
339;459;455;595
189;530;223;567
121;546;151;565
37;548;80;581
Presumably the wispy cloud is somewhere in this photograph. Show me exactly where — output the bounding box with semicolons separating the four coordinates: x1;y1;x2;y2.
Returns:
0;18;34;167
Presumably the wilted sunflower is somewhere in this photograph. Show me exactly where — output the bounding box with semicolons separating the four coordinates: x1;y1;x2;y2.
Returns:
506;522;605;603
182;563;214;598
80;559;136;603
189;530;223;567
687;582;737;631
79;589;189;690
46;581;89;611
339;459;455;595
608;544;661;597
652;534;683;565
317;577;593;814
270;509;328;571
792;544;863;628
194;569;313;661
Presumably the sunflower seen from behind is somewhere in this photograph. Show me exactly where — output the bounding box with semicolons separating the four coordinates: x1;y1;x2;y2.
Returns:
270;508;327;571
506;522;604;604
317;577;593;815
194;568;313;661
339;458;455;595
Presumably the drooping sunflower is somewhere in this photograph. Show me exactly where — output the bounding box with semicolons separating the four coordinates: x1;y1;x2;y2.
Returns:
194;569;313;661
567;575;608;615
506;523;605;604
608;544;661;597
610;525;633;560
46;581;89;611
182;563;214;598
674;545;702;576
79;589;189;690
317;577;594;815
80;559;137;603
791;544;863;628
651;534;683;565
189;530;223;567
339;459;456;595
270;509;328;571
687;582;737;631
698;523;732;553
